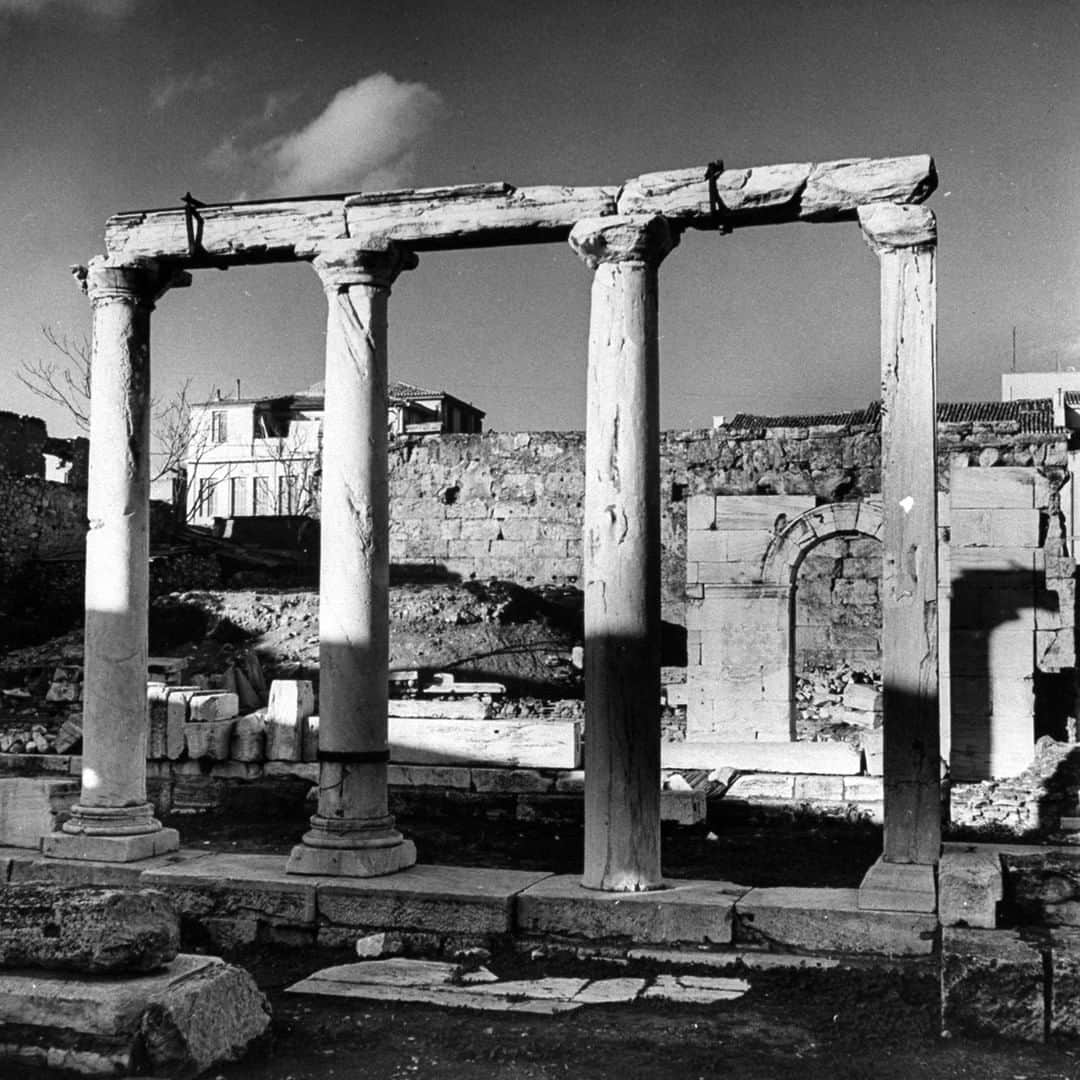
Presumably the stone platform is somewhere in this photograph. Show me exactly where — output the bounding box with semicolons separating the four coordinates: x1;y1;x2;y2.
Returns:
0;848;937;959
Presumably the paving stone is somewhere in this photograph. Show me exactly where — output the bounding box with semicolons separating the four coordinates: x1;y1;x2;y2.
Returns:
464;976;588;1001
6;848;211;888
572;977;646;1003
318;864;553;936
0;954;270;1076
142;851;317;925
736;887;936;956
939;847;1002;929
287;978;583;1014
516;874;744;946
941;926;1045;1041
642;973;749;1003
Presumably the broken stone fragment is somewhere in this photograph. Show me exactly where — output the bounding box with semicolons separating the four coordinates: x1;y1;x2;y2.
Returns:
0;884;179;973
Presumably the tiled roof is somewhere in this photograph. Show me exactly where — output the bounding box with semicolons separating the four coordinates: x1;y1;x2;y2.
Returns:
299;379;444;402
723;398;1056;434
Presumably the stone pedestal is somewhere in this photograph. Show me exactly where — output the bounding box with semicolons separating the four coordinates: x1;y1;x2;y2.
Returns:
49;258;188;863
288;242;417;878
570;215;676;892
857;204;941;872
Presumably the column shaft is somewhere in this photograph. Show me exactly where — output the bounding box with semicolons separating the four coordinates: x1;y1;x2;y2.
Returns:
571;217;675;892
46;259;187;861
862;204;941;868
287;242;417;877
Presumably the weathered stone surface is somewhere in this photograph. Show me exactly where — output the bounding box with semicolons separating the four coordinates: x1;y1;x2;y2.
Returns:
1004;850;1080;925
230;710;267;762
1049;927;1080;1037
318;865;551;936
517;874;743;946
0;778;78;849
265;680;315;762
0;954;270;1076
736;887;936;955
391;716;581;769
858;857;937;913
941;927;1045;1041
0;884;179;973
661;740;861;774
939;846;1002;929
642;973;749;1003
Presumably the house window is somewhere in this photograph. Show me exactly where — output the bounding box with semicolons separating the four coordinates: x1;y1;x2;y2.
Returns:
253;476;270;516
196;478;216;517
210;410;228;444
230;477;248;517
278;474;300;515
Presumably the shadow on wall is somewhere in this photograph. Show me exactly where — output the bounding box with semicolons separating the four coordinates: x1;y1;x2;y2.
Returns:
949;567;1072;782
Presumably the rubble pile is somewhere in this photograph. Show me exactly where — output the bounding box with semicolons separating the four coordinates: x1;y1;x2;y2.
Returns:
794;662;882;746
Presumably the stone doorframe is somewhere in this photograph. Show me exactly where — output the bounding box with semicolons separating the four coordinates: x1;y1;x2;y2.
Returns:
761;499;884;585
686;497;883;742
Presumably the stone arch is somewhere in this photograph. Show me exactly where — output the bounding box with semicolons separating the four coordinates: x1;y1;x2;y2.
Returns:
762;499;883;586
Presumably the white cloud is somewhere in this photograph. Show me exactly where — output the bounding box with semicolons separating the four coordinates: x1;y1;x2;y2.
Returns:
216;73;445;197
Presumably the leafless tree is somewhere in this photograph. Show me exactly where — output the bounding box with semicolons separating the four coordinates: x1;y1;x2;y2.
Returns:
19;325;216;486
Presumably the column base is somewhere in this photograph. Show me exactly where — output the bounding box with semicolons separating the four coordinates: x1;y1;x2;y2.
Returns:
858;855;937;913
42;828;180;864
286;838;417;877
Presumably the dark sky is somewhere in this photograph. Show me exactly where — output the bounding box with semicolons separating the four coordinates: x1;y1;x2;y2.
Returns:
2;0;1079;435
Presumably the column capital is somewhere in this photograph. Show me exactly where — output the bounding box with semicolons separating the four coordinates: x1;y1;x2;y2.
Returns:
857;203;936;254
72;256;191;309
569;215;678;270
310;240;419;291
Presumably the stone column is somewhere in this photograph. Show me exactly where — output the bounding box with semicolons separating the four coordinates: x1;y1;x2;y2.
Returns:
287;241;417;877
570;215;677;892
857;204;941;911
45;257;189;862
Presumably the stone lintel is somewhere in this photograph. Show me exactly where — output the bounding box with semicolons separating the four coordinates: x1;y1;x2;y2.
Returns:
857;202;936;252
42;828;180;864
309;239;419;289
73;255;192;307
857;855;937;913
569;214;678;269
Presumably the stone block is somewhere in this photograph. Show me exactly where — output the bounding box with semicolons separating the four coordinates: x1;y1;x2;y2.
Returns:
387;764;472;789
950;547;1041;576
660;789;707;824
793;775;845;802
318;864;552;936
516;874;744;946
941;927;1045;1040
0;884;179;973
843;775;883;801
939;846;1002;929
712;494;815;531
725;774;795;800
685;495;715;532
686;529;727;563
0;778;79;849
950;466;1036;509
471;768;554;794
230;710;267;762
42;828;180;864
184;719;235;761
188;691;240;723
841;682;882;713
554;769;585;793
165;688;201;760
265;680;315;762
858;857;936;913
736;887;936;956
662;739;860;775
0;954;270;1077
390;716;580;769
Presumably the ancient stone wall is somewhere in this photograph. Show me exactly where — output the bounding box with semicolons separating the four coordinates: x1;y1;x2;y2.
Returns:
0;412;48;479
388;415;1069;621
0;478;87;589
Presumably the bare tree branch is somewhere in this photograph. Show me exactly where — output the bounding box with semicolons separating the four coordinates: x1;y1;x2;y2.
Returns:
16;327;93;432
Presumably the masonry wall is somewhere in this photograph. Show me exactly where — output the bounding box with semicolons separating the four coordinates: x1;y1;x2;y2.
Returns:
388;419;1069;621
0;478;86;590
